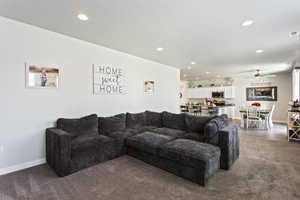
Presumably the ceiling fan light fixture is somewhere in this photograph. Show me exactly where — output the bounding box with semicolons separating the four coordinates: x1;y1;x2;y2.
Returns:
77;13;89;21
242;20;254;27
290;31;299;37
256;49;264;53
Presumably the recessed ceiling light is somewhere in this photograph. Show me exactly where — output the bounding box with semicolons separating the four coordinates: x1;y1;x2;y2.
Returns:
256;49;264;53
206;72;211;74
290;31;299;37
77;13;89;21
242;20;254;27
156;47;164;52
187;66;192;70
191;61;196;65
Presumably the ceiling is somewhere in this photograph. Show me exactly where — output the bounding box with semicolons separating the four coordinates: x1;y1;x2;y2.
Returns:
1;0;300;80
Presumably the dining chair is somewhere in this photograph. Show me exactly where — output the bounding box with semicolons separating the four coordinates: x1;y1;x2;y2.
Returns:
246;107;262;129
192;105;201;116
262;104;275;129
180;105;189;113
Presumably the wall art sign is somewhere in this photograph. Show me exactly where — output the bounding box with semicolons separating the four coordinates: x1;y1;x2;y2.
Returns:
144;81;154;95
93;65;126;95
25;64;59;88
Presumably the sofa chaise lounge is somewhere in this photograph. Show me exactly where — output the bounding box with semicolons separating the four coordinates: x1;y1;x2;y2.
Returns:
46;111;239;186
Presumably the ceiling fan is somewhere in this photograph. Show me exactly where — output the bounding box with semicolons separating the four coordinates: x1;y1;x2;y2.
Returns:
236;69;276;78
253;69;276;78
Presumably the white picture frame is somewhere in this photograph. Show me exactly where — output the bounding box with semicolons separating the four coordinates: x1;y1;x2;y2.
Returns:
25;63;59;89
144;81;154;95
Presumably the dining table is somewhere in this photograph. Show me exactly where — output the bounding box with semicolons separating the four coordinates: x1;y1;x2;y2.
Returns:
239;108;272;128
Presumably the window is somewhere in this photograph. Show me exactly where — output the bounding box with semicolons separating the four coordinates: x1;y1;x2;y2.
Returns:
292;69;300;101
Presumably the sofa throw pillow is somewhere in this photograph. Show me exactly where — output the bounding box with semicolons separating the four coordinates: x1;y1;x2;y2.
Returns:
57;118;80;137
126;112;146;129
185;115;213;133
204;121;219;145
57;114;98;138
162;111;186;130
79;114;98;136
145;110;162;127
211;115;228;130
98;113;126;135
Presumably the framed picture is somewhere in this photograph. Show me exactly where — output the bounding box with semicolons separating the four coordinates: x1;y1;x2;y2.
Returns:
246;86;277;101
25;64;59;88
93;65;127;95
144;81;154;94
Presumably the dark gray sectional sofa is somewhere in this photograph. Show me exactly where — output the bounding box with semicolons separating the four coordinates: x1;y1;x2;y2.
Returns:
46;111;239;186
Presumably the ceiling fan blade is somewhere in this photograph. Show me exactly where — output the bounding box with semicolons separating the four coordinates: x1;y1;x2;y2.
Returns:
236;69;258;75
262;74;277;78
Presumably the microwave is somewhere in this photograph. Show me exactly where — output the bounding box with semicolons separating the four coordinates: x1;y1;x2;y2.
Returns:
212;91;224;98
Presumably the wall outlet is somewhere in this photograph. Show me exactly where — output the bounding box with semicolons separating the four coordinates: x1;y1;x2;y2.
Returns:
0;145;4;153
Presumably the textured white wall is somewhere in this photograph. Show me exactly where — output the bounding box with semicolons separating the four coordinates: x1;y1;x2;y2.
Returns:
232;72;292;123
0;17;180;170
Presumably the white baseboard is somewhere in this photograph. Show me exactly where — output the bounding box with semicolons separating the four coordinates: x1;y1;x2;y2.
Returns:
272;120;287;124
0;158;46;176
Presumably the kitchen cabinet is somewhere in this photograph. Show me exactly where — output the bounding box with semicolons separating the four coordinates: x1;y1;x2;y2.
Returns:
224;86;235;98
187;86;235;99
218;106;235;119
187;88;211;98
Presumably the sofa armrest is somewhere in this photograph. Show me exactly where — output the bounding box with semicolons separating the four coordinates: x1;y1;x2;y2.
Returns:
46;128;72;176
217;125;239;170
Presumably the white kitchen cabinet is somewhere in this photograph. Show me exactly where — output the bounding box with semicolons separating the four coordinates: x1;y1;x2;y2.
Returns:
224;86;235;98
188;88;211;98
187;86;235;99
218;106;235;119
187;88;197;98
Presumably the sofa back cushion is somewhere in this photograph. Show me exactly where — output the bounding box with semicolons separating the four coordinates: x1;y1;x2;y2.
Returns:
162;111;186;130
203;114;229;145
126;112;146;129
145;111;162;127
204;121;219;145
57;114;98;138
185;115;213;133
211;114;229;130
99;113;126;135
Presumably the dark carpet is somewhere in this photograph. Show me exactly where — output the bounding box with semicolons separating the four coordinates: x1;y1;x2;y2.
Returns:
0;125;300;200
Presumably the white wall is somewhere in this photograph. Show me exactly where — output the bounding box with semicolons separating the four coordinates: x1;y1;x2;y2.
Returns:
0;17;180;172
232;72;292;123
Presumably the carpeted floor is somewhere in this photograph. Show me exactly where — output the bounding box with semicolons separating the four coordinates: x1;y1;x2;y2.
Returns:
0;125;300;200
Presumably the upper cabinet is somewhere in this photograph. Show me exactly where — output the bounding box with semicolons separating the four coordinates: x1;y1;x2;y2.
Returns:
187;86;235;99
224;86;235;98
187;88;211;98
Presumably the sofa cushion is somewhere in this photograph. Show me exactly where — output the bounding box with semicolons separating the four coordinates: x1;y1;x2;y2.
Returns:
99;113;126;135
183;132;205;142
126;132;175;154
185;115;213;133
212;115;229;130
204;121;219;144
126;112;146;129
70;134;115;170
162;112;186;130
159;139;220;176
153;127;186;138
127;126;158;134
57;114;98;138
71;134;113;151
145;111;162;127
107;129;138;142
